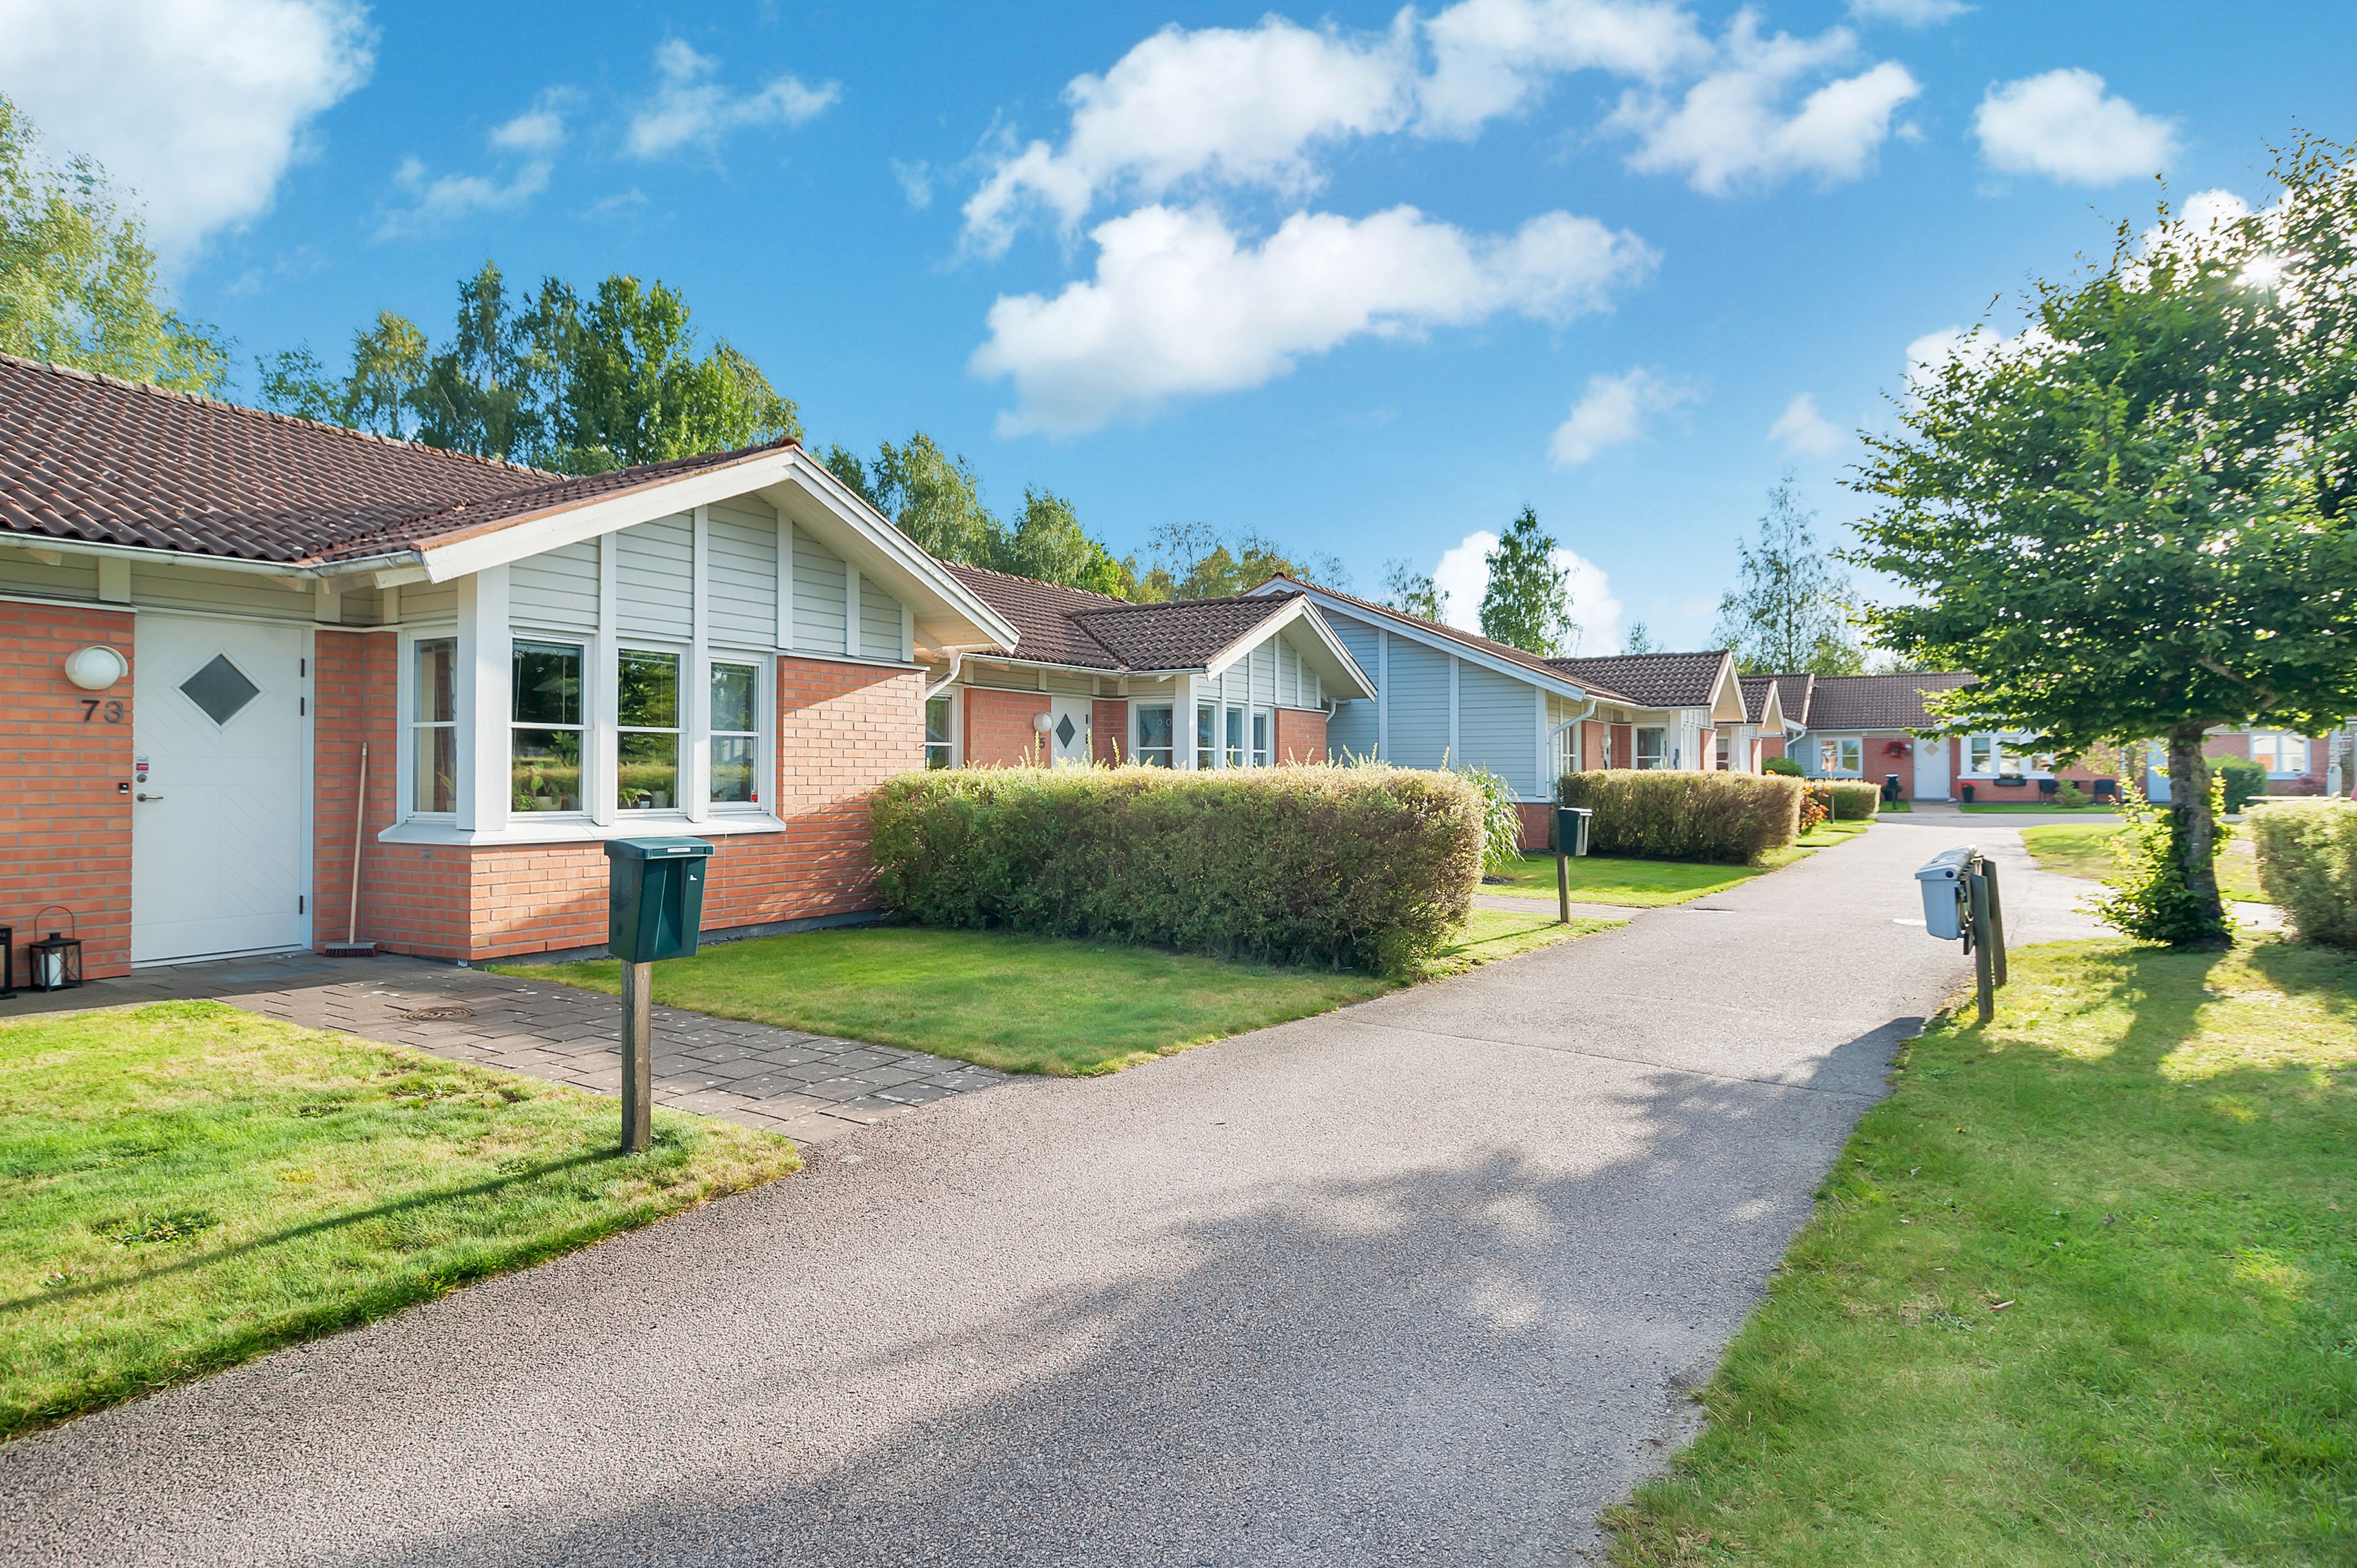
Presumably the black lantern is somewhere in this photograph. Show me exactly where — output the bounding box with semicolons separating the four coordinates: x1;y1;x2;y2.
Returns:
26;906;80;992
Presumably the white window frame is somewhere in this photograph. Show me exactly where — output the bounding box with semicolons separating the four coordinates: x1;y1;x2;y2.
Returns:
707;654;766;808
2250;732;2308;777
1134;702;1175;768
406;633;459;819
924;687;960;770
1226;704;1246;768
1963;733;2055;777
510;635;591;817
614;643;686;814
1251;708;1272;767
1817;736;1864;777
1636;726;1669;770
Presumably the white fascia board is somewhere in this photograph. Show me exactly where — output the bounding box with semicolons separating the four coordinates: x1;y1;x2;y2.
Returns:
1753;684;1785;731
4;532;421;584
409;446;1018;653
1274;581;1588;702
1202;597;1375;699
1707;654;1749;723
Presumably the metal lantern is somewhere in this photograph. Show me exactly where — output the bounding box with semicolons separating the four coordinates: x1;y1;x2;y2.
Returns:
25;906;80;992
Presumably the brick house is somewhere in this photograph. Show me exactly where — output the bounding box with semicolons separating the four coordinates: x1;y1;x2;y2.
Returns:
0;354;1023;977
1547;651;1752;777
921;565;1373;772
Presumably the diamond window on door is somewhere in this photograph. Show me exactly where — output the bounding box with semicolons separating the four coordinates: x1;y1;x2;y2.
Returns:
1056;715;1078;747
180;654;260;725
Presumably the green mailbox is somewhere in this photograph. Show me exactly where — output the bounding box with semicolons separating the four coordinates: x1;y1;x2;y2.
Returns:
604;837;715;963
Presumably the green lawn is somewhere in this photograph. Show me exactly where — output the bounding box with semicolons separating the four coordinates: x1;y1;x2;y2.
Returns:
1878;798;1914;813
0;1000;797;1441
1484;820;1874;907
1960;801;2121;814
1610;936;2357;1566
2021;822;2268;904
496;908;1619;1078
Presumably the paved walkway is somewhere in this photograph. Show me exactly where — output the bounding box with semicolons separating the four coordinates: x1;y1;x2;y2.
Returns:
3;822;2104;1567
0;952;1003;1147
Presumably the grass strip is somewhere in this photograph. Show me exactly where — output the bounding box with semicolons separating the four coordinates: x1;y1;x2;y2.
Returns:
1484;821;1872;906
1608;936;2357;1566
0;1000;797;1441
1959;802;2122;814
498;909;1618;1077
2021;822;2267;904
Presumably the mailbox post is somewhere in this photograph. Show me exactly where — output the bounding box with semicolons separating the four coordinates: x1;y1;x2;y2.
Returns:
603;837;716;1153
1553;805;1593;925
1915;845;2006;1022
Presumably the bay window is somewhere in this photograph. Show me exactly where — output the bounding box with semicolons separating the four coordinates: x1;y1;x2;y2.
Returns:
616;649;681;811
511;639;584;812
709;661;759;804
1136;704;1174;767
411;637;456;814
1226;706;1246;767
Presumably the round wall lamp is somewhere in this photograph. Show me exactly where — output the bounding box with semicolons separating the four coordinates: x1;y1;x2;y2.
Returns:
64;645;127;692
1032;711;1055;734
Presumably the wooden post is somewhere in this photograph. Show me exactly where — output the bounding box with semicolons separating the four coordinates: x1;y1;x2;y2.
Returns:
1981;854;2009;986
1556;835;1572;925
621;960;653;1153
1967;865;1996;1024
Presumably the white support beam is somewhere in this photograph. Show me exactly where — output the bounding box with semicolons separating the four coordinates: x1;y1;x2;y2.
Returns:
456;566;512;834
776;515;794;652
845;567;861;658
96;556;130;604
687;506;712;823
591;535;618;828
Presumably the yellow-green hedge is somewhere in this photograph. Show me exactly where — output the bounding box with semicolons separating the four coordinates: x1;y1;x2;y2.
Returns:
871;765;1483;974
1557;769;1804;865
2250;800;2357;949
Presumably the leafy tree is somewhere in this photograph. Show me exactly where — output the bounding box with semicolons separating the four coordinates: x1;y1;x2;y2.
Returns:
556;275;798;472
1478;507;1577;655
342;311;429;441
1125;523;1346;602
1622;620;1658;655
1851;136;2357;943
1002;487;1128;597
868;432;1002;564
821;443;879;508
412;261;533;460
1380;559;1448;623
1711;476;1864;675
0;93;227;391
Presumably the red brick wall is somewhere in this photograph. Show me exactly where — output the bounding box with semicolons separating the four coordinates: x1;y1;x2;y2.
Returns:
1579;720;1607;772
1274;706;1328;764
0;602;135;978
1609;723;1633;771
1092;698;1128;764
311;632;405;952
2205;731;2330;795
962;685;1049;766
1515;801;1552;851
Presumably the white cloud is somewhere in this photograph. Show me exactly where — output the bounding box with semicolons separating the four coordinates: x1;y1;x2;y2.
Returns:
1768;391;1843;455
961;17;1413;257
376;91;570;238
1417;0;1708;138
1608;14;1918;194
625;39;839;161
1846;0;1970;24
1973;68;2176;185
1902;322;2057;404
1547;366;1695;466
1433;530;1622;652
0;0;372;257
892;158;934;209
972;203;1655;435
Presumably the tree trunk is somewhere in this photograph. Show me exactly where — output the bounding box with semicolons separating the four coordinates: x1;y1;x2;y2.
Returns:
2165;724;2226;937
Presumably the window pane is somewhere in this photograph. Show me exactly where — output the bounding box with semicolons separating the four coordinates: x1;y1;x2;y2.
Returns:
415;638;456;724
926;695;951;747
513;641;582;726
414;726;455;813
711;662;756;734
1138;706;1172;751
1226;706;1244;767
618;650;680;729
1841;740;1862;772
711;736;756;803
512;729;582;812
618;731;680;811
1252;711;1269;765
1197;704;1214;767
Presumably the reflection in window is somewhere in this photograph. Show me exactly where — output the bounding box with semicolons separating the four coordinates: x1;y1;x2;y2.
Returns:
413;638;456;813
1817;737;1861;775
925;695;954;770
617;649;680;811
1637;726;1668;769
1197;703;1215;768
2250;733;2308;775
710;661;758;804
1226;705;1245;768
512;640;584;812
1252;710;1270;767
1136;704;1174;767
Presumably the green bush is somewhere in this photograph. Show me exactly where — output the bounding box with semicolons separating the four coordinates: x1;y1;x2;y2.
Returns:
870;765;1483;975
2091;777;2232;946
2217;755;2269;814
1557;770;1803;865
1762;756;1804;777
1824;781;1881;821
1454;763;1527;875
2248;800;2357;949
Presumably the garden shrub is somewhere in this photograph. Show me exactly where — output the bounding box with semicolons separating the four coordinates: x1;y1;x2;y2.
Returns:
1824;781;1881;821
2053;778;2089;808
2217;755;2269;814
1798;792;1829;834
2248;800;2357;949
1556;770;1803;865
1762;756;1803;777
2091;777;2232;946
871;765;1483;976
1454;763;1527;875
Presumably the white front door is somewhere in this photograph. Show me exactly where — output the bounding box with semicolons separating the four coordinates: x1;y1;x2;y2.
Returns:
1047;695;1093;767
132;614;310;963
1912;736;1951;800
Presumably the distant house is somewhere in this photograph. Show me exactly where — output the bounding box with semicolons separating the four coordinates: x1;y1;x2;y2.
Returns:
1547;652;1751;775
1784;672;1978;800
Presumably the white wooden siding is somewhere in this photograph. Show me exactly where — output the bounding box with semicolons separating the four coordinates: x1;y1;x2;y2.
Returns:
789;523;847;653
858;572;902;662
510;538;599;631
706;501;779;648
1458;661;1539;797
1385;638;1451;766
402;580;459;622
615;514;694;638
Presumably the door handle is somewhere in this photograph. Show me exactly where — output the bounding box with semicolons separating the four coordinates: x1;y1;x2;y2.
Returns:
136;792;164;801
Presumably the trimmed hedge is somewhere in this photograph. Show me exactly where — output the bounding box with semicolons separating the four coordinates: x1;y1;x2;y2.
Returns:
870;765;1483;974
1557;770;1803;865
2249;800;2357;949
1826;781;1882;821
1762;756;1804;777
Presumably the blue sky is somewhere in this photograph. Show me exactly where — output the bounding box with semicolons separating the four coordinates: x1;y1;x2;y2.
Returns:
6;1;2350;651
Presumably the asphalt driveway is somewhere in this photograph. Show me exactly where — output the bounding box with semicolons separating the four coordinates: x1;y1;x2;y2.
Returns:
1;818;2099;1567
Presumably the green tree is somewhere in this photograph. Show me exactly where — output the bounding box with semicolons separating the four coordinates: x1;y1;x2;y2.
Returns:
1478;507;1577;655
342;311;429;441
412;261;533;461
1711;476;1864;675
1127;523;1345;602
1622;620;1658;655
820;443;879;508
1002;487;1128;597
0;93;227;391
1851;137;2357;943
1380;559;1448;622
868;432;1004;564
556;275;799;472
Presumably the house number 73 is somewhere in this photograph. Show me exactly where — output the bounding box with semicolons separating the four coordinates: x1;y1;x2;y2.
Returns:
81;699;125;724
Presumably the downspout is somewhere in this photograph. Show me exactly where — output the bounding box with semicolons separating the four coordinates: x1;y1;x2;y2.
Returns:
1547;694;1599;790
924;646;990;702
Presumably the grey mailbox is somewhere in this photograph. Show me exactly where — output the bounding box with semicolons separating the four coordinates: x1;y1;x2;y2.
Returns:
602;836;716;1153
1914;844;2006;1021
1915;845;1973;940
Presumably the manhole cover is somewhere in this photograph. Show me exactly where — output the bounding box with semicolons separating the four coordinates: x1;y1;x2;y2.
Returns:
397;1005;475;1022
